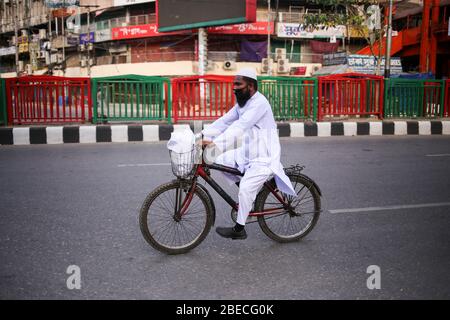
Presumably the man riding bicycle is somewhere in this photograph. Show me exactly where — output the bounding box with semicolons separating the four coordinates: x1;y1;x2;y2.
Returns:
201;67;296;240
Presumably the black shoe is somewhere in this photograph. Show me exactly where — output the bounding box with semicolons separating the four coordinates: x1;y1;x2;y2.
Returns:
215;226;247;240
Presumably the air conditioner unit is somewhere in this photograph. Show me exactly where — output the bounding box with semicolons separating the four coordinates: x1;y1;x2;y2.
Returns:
277;58;290;74
26;64;32;74
50;54;58;64
261;58;273;73
223;60;236;71
275;48;286;61
38;50;46;59
42;41;51;51
18;61;24;72
39;29;47;40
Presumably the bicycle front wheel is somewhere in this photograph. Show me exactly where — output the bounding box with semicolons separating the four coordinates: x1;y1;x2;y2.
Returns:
254;175;321;243
139;181;213;255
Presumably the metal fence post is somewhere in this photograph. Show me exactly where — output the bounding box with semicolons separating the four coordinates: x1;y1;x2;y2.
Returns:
166;79;172;124
313;78;318;122
439;80;445;118
0;78;6;126
91;78;98;124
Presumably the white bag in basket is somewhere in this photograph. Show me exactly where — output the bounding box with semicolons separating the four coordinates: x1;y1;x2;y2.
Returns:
167;128;195;153
167;129;196;177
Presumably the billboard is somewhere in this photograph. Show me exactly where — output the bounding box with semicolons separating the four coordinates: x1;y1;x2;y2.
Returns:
347;54;403;75
277;23;345;39
157;0;256;32
44;0;79;8
112;24;190;40
208;22;274;35
80;32;95;44
114;0;155;5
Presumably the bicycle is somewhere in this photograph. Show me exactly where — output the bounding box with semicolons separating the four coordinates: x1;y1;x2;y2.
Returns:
139;146;322;255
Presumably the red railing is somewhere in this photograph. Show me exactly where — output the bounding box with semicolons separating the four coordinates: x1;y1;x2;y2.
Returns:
6;75;92;125
171;75;235;123
318;73;384;121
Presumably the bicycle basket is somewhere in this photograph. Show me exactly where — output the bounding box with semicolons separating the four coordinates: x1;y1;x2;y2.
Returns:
169;148;196;179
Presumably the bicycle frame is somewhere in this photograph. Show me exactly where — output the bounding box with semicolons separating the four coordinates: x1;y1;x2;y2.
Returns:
175;162;292;219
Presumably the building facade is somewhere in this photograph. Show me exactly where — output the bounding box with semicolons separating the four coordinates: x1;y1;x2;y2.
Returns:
0;0;383;78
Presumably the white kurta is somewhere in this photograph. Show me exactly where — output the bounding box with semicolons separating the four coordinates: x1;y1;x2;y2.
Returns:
202;91;296;225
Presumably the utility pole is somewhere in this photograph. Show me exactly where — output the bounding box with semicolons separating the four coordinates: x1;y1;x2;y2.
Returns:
62;14;65;75
198;27;207;76
87;6;90;76
78;4;99;77
384;0;393;78
13;0;19;75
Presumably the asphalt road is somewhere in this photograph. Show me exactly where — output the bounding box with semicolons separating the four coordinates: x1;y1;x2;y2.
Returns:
1;136;449;300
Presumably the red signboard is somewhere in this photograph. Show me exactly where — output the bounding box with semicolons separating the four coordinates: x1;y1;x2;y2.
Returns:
112;24;190;40
207;22;274;35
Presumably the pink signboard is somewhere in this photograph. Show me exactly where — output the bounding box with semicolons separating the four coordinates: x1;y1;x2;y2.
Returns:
207;22;274;35
112;23;190;40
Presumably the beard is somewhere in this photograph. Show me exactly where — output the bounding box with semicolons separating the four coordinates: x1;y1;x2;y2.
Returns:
234;88;251;107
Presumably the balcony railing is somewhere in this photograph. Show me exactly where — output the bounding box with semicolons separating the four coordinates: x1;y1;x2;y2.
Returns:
96;14;156;31
267;53;324;64
127;51;325;64
130;51;196;63
278;12;307;24
129;14;157;26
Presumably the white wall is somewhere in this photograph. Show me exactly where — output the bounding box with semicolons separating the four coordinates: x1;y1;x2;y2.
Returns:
2;61;322;78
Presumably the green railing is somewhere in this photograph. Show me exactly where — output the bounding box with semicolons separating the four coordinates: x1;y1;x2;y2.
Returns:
91;74;172;124
258;76;318;121
384;79;445;118
0;78;6;126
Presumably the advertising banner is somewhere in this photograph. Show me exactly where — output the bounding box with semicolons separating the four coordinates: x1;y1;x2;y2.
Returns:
208;22;274;35
347;54;403;74
111;24;189;40
80;32;95;44
95;29;112;43
45;0;79;8
277;23;345;39
0;47;16;56
114;0;155;6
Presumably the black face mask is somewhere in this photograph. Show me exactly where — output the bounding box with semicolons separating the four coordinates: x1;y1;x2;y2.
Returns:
234;86;251;107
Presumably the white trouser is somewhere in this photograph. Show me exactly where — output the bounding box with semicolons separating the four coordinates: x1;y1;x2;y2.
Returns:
215;150;273;226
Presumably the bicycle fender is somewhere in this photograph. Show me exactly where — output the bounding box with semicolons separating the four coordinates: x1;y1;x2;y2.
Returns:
297;173;322;197
196;183;216;226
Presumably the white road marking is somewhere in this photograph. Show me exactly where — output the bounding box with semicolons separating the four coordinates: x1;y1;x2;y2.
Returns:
425;154;450;157
329;202;450;214
117;163;170;167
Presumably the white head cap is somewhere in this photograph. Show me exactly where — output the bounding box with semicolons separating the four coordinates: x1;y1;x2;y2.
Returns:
236;67;257;81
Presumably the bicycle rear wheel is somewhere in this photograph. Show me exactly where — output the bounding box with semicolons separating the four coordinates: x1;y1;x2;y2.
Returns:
254;175;321;243
139;181;213;254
